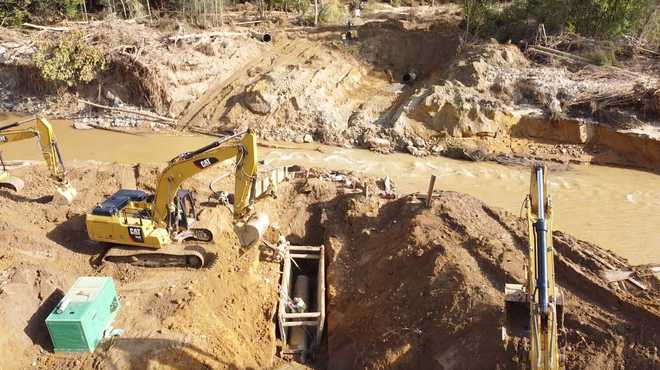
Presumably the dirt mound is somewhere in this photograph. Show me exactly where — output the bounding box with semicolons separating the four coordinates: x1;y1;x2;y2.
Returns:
275;177;659;369
0;161;285;370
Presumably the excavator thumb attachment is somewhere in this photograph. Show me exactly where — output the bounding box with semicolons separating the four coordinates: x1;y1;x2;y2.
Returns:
0;172;25;192
53;182;77;205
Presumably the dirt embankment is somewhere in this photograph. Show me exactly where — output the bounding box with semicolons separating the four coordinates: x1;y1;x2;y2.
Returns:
275;177;660;370
1;10;659;171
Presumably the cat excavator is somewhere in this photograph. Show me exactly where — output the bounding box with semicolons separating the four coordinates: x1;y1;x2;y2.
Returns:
504;164;563;369
85;130;260;268
0;116;77;204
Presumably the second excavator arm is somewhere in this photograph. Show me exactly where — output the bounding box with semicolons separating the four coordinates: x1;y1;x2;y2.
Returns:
527;164;561;370
151;130;258;228
0;117;76;203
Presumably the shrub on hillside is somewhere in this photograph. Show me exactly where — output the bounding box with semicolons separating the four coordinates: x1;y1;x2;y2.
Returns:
33;31;107;87
463;0;655;41
319;0;348;24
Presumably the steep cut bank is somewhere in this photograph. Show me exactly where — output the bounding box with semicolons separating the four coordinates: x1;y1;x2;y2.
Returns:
275;177;660;370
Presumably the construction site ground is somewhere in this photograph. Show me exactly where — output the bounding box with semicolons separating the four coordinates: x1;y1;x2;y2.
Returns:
0;163;657;370
0;3;659;370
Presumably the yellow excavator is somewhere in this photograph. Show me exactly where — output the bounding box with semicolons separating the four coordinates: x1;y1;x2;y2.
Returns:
0;116;77;204
85;130;260;268
505;163;563;369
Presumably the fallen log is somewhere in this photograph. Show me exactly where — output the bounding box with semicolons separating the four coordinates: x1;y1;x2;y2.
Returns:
77;99;176;126
166;31;244;43
22;23;69;32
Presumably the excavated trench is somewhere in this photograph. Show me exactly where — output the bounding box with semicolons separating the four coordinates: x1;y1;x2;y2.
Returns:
273;177;660;370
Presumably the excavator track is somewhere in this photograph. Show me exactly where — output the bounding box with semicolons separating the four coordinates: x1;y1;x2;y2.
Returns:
101;244;213;268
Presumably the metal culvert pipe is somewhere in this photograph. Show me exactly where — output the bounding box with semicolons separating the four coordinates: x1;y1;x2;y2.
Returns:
259;33;272;42
289;275;311;358
403;71;417;84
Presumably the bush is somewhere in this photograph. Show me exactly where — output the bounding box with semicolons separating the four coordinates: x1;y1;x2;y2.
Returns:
586;45;617;66
319;0;348;24
1;0;83;25
463;0;655;40
33;31;107;87
462;0;495;36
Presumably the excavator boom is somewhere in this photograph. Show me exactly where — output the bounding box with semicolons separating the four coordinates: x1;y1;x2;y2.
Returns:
0;117;76;204
527;164;561;370
504;164;563;370
152;130;257;226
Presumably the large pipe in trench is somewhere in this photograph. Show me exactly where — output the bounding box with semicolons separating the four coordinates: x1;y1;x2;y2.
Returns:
289;274;311;357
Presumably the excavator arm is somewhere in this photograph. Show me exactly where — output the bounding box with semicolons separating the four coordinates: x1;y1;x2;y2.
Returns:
527;164;561;370
0;117;76;203
151;130;258;228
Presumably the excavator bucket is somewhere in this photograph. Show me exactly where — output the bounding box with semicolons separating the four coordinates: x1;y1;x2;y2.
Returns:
0;171;25;192
503;283;529;339
53;182;77;205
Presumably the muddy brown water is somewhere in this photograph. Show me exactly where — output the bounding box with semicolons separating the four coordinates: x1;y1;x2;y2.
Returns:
1;113;659;265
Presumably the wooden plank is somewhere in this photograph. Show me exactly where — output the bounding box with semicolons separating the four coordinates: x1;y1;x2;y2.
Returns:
289;253;320;259
317;244;326;346
282;320;319;327
627;277;647;290
278;255;291;345
283;312;321;319
289;245;322;252
426;175;436;208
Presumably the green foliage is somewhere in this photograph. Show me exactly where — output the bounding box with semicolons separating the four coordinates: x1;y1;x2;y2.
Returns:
319;0;348;24
33;31;107;87
0;0;31;26
0;0;84;25
364;0;381;14
461;0;495;36
586;47;617;66
463;0;655;40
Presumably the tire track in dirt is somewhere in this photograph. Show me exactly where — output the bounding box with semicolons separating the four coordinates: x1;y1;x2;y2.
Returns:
178;40;315;129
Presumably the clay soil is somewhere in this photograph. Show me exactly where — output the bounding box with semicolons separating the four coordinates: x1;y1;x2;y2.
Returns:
0;162;658;369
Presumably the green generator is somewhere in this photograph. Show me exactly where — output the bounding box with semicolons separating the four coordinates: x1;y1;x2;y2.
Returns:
45;277;120;352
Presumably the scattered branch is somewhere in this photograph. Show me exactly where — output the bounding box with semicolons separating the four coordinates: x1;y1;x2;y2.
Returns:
77;99;176;126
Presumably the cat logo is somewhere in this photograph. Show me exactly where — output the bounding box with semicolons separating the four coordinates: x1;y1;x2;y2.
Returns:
0;136;7;143
127;226;144;243
193;157;218;169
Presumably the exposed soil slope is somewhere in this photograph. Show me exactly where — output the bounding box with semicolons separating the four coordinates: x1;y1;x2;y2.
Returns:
275;177;660;370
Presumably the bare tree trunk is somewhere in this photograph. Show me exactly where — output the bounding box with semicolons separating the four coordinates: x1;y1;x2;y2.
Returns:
220;0;224;26
145;0;152;20
82;0;89;22
314;0;318;26
118;0;128;18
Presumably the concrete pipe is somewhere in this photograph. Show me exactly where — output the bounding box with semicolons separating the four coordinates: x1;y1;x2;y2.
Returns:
289;275;311;357
403;71;417;84
235;212;270;247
